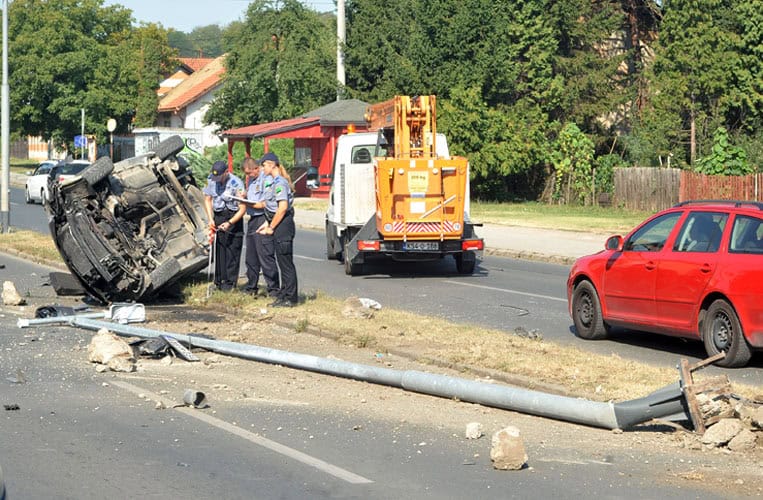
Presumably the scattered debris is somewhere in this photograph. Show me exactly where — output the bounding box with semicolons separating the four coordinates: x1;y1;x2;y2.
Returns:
342;296;376;319
2;281;26;306
48;271;87;296
701;418;743;447
35;305;80;318
513;326;542;340
465;422;483;439
161;335;199;362
87;328;136;373
6;369;27;384
490;426;527;471
3;404;20;411
358;298;382;310
110;303;146;324
183;389;208;409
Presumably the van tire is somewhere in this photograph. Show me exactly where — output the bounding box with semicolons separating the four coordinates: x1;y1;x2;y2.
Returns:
81;156;114;186
153;135;185;161
454;251;476;274
344;240;362;276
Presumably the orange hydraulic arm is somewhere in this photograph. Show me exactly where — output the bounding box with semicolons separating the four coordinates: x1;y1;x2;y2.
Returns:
364;95;438;159
366;95;468;242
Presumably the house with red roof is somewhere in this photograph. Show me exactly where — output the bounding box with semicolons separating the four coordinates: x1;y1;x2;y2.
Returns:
134;55;226;156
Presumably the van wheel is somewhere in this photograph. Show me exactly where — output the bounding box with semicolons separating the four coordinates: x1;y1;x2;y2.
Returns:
344;240;361;276
702;299;752;367
454;252;476;274
153;135;185;161
81;156;114;186
326;224;340;260
571;280;610;340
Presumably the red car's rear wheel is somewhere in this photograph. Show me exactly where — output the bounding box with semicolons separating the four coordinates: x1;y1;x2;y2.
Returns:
702;299;752;367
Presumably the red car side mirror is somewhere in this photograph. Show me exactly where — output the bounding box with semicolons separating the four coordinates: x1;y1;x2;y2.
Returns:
606;235;623;251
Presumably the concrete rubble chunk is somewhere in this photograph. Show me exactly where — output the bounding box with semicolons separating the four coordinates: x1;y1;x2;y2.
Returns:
490;426;528;470
728;429;758;452
751;407;763;429
701;418;743;447
87;328;136;373
2;281;26;306
465;422;483;439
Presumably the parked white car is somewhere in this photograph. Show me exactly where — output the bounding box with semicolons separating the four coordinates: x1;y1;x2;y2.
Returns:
50;160;91;185
24;160;58;204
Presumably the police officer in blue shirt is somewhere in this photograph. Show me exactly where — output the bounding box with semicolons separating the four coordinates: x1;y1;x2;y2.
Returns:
203;160;245;291
255;152;298;307
241;157;278;297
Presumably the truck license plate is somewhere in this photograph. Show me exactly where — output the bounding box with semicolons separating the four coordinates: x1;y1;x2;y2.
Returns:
403;241;439;251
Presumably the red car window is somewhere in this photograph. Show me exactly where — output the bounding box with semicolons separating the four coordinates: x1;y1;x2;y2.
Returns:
623;212;681;252
673;212;727;253
730;215;763;253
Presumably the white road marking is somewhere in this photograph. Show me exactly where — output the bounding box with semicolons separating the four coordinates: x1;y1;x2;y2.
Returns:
295;254;323;262
442;280;566;303
111;380;373;484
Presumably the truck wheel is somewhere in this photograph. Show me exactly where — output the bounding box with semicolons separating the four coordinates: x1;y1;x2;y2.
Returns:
153;135;185;161
326;224;340;260
454;251;476;274
80;156;114;186
344;240;362;276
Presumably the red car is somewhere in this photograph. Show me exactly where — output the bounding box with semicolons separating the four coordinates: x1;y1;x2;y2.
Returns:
567;200;763;367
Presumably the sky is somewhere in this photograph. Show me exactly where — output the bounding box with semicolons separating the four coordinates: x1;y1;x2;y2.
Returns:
104;1;334;33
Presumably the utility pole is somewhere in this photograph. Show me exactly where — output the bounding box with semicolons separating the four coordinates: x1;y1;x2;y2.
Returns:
336;0;345;100
80;108;85;159
1;0;10;233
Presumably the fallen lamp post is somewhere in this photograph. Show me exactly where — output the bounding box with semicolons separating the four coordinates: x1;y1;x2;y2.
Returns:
49;316;731;432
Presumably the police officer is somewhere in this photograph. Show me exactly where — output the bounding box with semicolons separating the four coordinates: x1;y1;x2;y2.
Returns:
256;152;298;307
203;160;245;291
241;157;278;297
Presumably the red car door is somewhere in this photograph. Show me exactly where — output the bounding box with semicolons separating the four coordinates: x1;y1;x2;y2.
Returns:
655;212;727;334
602;212;682;325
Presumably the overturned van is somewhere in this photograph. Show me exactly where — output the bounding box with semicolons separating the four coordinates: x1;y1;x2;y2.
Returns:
47;135;210;303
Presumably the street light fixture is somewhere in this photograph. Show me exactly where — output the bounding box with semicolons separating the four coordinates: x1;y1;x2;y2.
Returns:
107;118;116;159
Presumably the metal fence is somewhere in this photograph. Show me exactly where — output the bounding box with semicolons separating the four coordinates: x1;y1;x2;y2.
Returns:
680;171;762;202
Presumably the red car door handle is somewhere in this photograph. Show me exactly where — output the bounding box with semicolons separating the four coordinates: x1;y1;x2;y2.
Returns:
645;261;656;270
700;264;712;273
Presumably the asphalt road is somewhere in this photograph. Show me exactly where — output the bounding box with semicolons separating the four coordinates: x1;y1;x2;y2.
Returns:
7;186;763;388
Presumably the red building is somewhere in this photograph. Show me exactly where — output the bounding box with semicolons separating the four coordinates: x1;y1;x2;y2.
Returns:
220;99;369;197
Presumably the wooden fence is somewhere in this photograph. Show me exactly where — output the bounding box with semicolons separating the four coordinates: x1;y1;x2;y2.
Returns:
614;167;680;211
613;167;763;211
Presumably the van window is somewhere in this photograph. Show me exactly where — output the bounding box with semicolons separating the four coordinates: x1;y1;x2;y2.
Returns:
351;147;373;164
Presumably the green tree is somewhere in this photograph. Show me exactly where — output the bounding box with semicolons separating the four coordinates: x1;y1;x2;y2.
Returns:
694;127;751;176
205;0;337;131
634;0;760;167
550;122;595;205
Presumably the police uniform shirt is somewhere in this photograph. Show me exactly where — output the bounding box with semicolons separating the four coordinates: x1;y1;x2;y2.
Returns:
265;175;292;213
203;174;244;212
246;174;271;216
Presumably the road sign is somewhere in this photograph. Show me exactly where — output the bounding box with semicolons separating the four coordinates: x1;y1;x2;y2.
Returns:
74;135;87;148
